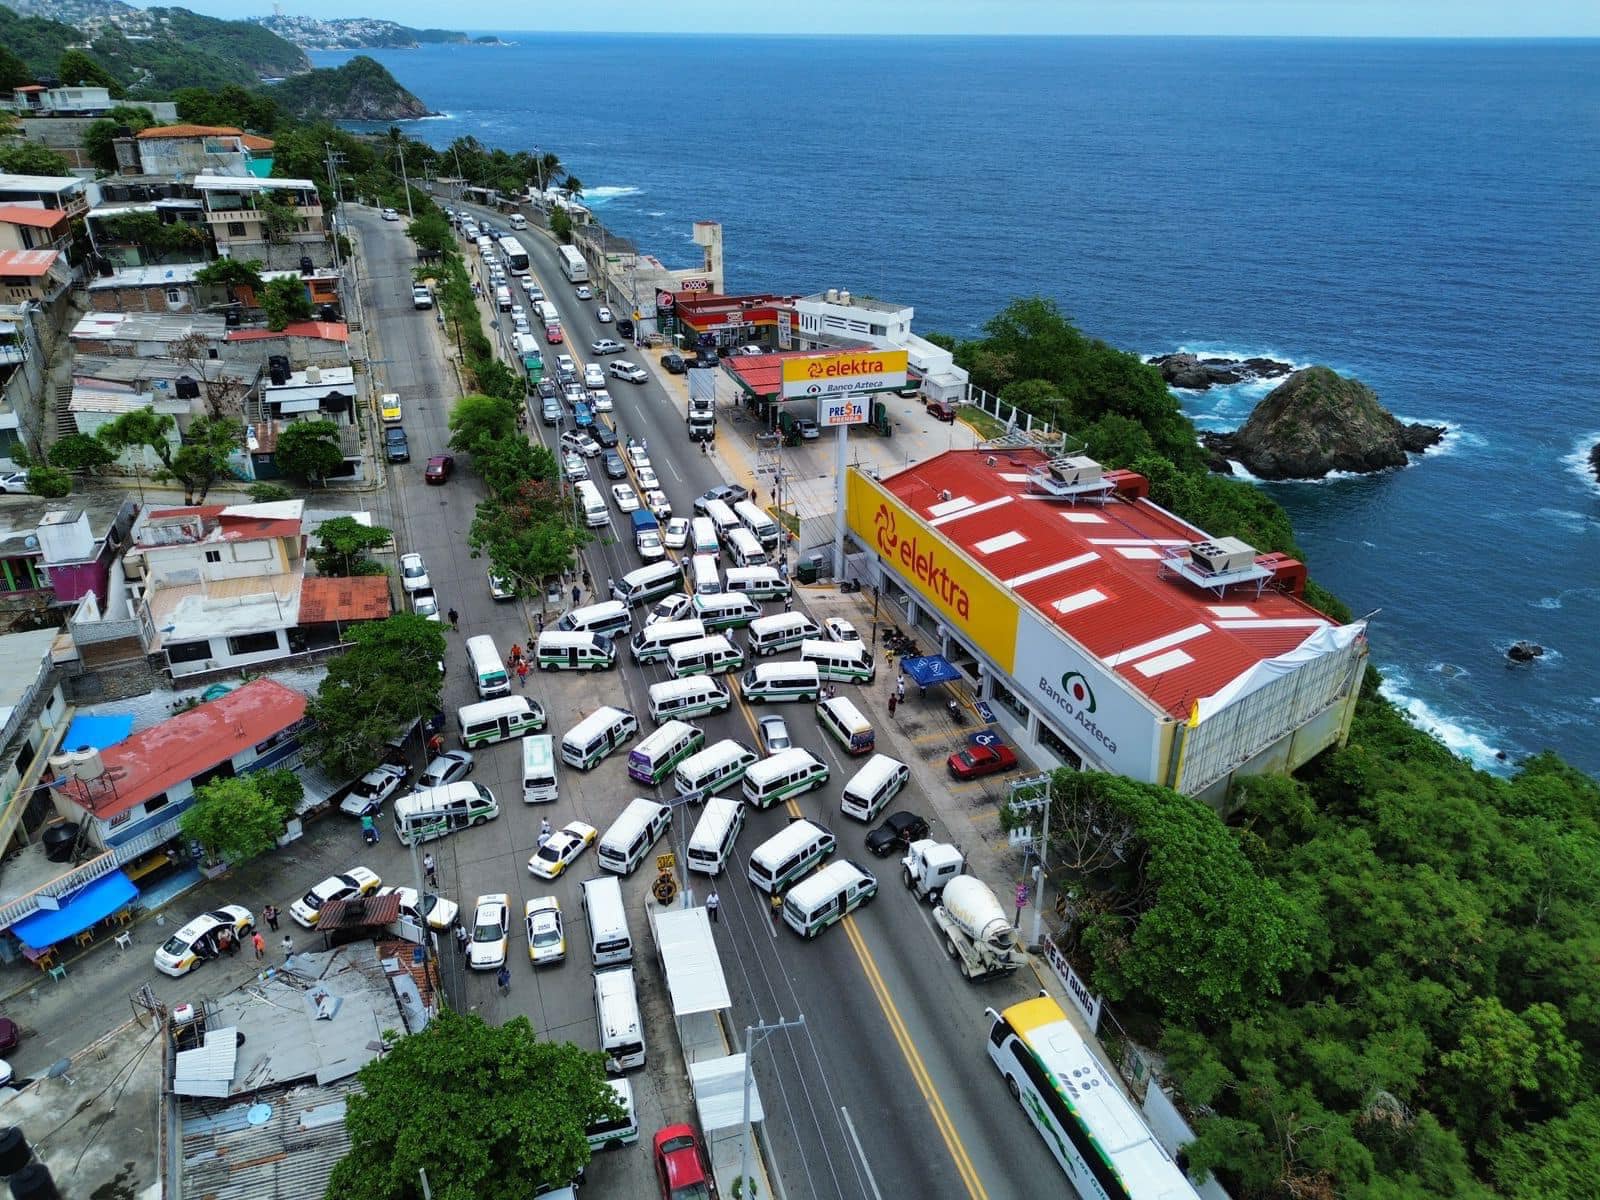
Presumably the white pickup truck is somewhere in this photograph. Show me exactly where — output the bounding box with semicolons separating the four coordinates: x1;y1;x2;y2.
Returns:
411;284;433;310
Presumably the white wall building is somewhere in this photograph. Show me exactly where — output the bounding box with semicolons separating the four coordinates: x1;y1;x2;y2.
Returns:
793;289;968;402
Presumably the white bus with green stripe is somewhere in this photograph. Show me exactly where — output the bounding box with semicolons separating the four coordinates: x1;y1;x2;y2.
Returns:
674;739;759;799
747;818;835;894
535;630;616;671
667;635;744;679
627;720;704;786
458;696;546;747
800;638;876;683
741;748;829;810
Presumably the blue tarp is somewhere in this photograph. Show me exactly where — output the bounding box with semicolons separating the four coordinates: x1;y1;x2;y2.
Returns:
900;655;963;687
61;713;134;752
12;870;138;948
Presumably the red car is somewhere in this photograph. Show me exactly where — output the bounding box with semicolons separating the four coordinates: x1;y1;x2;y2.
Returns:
947;741;1018;780
926;400;957;423
653;1124;715;1200
545;323;564;344
424;454;454;484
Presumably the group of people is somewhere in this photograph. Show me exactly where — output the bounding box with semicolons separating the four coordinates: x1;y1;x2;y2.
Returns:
507;643;532;687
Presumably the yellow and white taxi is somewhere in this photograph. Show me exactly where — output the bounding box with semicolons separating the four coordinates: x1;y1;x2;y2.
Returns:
290;867;381;928
153;905;255;977
525;897;565;966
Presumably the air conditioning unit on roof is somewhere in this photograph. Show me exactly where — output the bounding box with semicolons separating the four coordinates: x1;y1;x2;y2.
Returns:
1047;455;1103;488
1189;537;1257;574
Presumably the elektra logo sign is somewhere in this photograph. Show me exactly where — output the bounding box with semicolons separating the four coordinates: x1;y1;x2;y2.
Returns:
1038;670;1119;756
875;504;971;619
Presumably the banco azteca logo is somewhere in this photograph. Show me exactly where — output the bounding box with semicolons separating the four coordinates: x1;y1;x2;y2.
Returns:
874;504;899;556
1061;672;1096;712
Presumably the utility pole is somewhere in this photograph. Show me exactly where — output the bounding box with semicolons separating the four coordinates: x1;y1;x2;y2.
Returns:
1006;773;1054;947
322;142;345;276
741;1016;805;1200
396;142;414;222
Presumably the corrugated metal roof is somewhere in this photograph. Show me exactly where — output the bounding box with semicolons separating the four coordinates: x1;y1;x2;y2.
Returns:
179;1082;353;1200
173;1027;239;1097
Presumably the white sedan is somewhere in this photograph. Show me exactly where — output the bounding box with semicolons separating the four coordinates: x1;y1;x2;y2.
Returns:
611;484;641;513
645;593;693;627
583;364;606;390
377;885;460;931
664;518;690;549
609;360;648;384
0;472;29;495
575;285;594;300
339;762;409;817
635;465;660;490
525;897;566;966
626;443;651;469
468;893;510;969
590;338;625;356
636;528;665;562
290;867;382;928
399;552;430;593
596;306;613;323
153;905;255;977
588;389;613;412
528;820;598;880
645;490;672;520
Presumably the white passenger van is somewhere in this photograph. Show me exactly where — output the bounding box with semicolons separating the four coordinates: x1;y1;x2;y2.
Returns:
626;720;704;786
630;618;706;665
494;285;513;311
594;967;645;1072
458;696;546;748
612;561;681;606
724;566;789;602
725;526;768;568
667;635;744;679
687;797;745;876
688;553;721;597
782;859;878;938
534;630;616;672
561;706;639;770
738;661;821;704
520;735;558;803
466;634;510;698
840;754;910;822
586;1078;639;1152
574;479;609;527
801;638;876;683
702;498;739;539
742;748;830;810
734;499;781;549
598;797;671;875
693;592;761;632
508;213;528;231
674;739;760;800
747;818;836;894
557;600;632;639
816;695;875;755
392;782;500;845
647;677;732;723
746;613;821;657
581;875;631;965
690;517;719;557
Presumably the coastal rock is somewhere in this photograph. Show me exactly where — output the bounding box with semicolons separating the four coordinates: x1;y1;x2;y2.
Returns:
1198;365;1446;480
1149;352;1295;391
271;56;434;122
1590;441;1600;484
1507;641;1544;664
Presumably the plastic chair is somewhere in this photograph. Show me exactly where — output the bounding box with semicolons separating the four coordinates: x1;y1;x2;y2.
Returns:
114;931;133;950
47;963;67;982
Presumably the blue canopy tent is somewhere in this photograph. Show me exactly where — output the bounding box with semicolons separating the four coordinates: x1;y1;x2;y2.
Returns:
11;871;138;950
899;655;963;688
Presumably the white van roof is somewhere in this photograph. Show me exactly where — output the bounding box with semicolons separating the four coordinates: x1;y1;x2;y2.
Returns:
565;706;633;744
669;635;736;660
785;859;872;909
689;796;743;848
846;753;907;794
681;738;755;776
746;748;826;786
634;720;698;756
818;695;870;730
602;797;669;846
750;818;830;866
752;660;820;682
538;630;603;650
395;781;491;816
637;618;704;643
566;599;627;623
624;561;680;585
650;676;728;702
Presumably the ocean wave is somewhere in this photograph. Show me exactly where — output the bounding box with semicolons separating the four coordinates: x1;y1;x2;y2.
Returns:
1379;674;1511;772
1532;507;1600;535
646;210;667;218
1530;587;1600;611
583;186;644;205
1559;432;1600;497
1225;459;1261;482
1144;343;1310;371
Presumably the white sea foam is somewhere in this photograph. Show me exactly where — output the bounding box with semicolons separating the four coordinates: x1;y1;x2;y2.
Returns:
1559;432;1600;497
1530;587;1600;611
583;186;644;205
1532;507;1600;535
646;210;667;218
1224;459;1261;482
1379;674;1511;773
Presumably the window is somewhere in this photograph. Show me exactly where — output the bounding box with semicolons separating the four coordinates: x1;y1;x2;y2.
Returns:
166;640;212;664
204;549;222;563
166;288;182;303
145;793;169;814
226;631;279;656
870;324;886;336
1037;722;1084;771
254;726;295;756
227;222;245;237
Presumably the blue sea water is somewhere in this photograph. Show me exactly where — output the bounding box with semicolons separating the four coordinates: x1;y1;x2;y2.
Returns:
312;36;1600;775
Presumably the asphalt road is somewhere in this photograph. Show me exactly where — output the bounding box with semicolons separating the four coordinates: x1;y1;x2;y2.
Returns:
365;204;1061;1200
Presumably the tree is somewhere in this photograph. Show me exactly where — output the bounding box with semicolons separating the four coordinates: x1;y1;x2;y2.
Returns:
82;105;155;172
0;43;31;94
259;189;300;244
57;48;122;97
302;615;446;779
25;466;71;498
47;433;115;475
549;206;573;244
179;775;288;866
471;358;524;404
310;515;392;577
408;212;452;258
474;437;558;502
97;210;208;263
248;482;293;503
97;410;241;505
468;482;587;593
195;257;265;308
259;276;314;331
174;84;279;133
0;141;70;175
327;1010;620;1200
447;392;520;457
561;173;584;198
275;419;344;485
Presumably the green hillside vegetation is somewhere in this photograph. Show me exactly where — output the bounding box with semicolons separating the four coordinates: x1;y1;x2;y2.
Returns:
267;56;429;122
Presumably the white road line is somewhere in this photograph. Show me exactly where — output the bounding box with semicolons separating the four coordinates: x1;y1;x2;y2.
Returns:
840;1107;886;1200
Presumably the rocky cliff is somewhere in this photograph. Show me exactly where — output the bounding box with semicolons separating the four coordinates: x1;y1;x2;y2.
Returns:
1149;352;1295;391
1200;366;1445;480
267;55;432;121
1589;441;1600;485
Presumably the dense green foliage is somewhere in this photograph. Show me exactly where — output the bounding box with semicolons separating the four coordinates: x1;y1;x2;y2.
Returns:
309;516;392;578
267;56;427;122
0;141;70;176
47;434;116;474
273;419;343;484
174;84;282;133
82;106;157;173
327;1010;620;1200
57;48;122;96
247;482;294;503
179;771;299;866
96;410;240;504
96;210;208;263
259;275;314;329
24;466;71;499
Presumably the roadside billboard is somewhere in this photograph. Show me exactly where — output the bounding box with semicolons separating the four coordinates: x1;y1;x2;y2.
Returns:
781;349;908;401
819;396;870;427
845;471;1018;672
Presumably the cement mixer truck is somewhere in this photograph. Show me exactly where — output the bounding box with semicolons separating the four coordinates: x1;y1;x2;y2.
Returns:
934;875;1024;981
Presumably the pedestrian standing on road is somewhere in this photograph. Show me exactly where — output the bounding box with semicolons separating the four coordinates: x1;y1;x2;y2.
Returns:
536;612;545;634
700;442;707;455
539;818;553;845
607;576;615;599
496;964;511;996
572;584;581;606
707;889;720;923
517;660;530;688
252;931;265;960
888;694;898;718
454;925;469;953
769;890;784;926
423;852;438;887
447;607;459;630
281;934;294;960
510;642;524;665
783;593;793;612
263;904;280;931
896;676;906;703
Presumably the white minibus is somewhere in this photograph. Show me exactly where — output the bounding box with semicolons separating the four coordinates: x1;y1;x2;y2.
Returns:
746;613;821;657
598;797;672;875
630;618;705;665
466;634;510;698
816;695;876;755
561;706;639;770
667;635;744;679
702;498;739;539
742;748;830;810
840;754;910;822
585;1078;639;1152
521;734;558;803
392;783;499;845
535;630;616;672
687;797;745;876
612;561;681;606
575;480;609;527
690;517;719;557
693;592;761;631
734;499;781;549
674;739;760;800
801;638;876;683
626;720;704;786
725;526;768;567
782;859;878;938
689;553;721;597
508;213;528;231
581;875;631;965
458;695;546;748
738;661;821;703
747;818;836;894
724;566;789;602
594;967;645;1072
557;600;632;639
647;676;732;723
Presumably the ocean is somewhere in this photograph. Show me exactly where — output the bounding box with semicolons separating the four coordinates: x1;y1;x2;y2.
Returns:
312;35;1600;775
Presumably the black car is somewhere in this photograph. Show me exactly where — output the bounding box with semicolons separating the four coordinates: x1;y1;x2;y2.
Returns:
661;352;687;374
693;484;749;513
602;450;627;479
865;811;930;857
536;379;559;401
384;427;410;463
590;422;618;450
615;317;635;338
694;352;720;369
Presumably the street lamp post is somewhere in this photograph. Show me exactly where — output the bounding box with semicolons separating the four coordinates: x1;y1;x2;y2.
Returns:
740;1015;805;1200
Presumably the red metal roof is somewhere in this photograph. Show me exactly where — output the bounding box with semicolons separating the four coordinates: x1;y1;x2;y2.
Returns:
298;576;391;624
224;320;348;343
0;249;59;278
87;679;308;818
723;350;844;399
239;134;275;152
143;504;301;544
879;450;1335;719
135;124;243;139
0;206;68;229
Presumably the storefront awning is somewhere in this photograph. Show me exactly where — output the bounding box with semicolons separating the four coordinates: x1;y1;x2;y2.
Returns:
11;870;138;948
900;655;963;687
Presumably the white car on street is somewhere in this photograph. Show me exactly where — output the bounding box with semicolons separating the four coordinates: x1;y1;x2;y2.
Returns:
645;490;672;520
575;285;594;300
377;885;460;931
290;867;382;928
340;762;409;816
411;589;442;622
825;618;862;643
525;897;566;966
399;552;430;593
645;593;693;627
588;389;613;412
609;360;648;384
528;820;598;880
596;306;613;323
583;364;606;390
590;338;625;355
635;465;660;490
626;443;651;469
636;528;665;561
468;894;510;969
153;905;255;976
663;518;690;549
611;484;641;513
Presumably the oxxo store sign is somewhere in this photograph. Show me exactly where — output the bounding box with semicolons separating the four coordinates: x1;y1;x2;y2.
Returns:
782;349;908;404
845;472;1018;672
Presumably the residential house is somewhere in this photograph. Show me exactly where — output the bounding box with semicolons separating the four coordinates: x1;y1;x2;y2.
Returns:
0;249;73;308
87;262;214;315
254;362;357;426
85;198;208;270
0;205;73;255
4;86;117;118
0;174;90;222
69;310;227;358
194;175;329;271
133;125;273;179
792;289;969;401
0;301;48;468
0;494;137;617
246;417;364;484
0;628;72;865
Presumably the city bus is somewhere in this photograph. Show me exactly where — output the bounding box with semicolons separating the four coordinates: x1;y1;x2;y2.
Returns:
497;235;529;275
558;244;588;283
984;996;1201;1200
